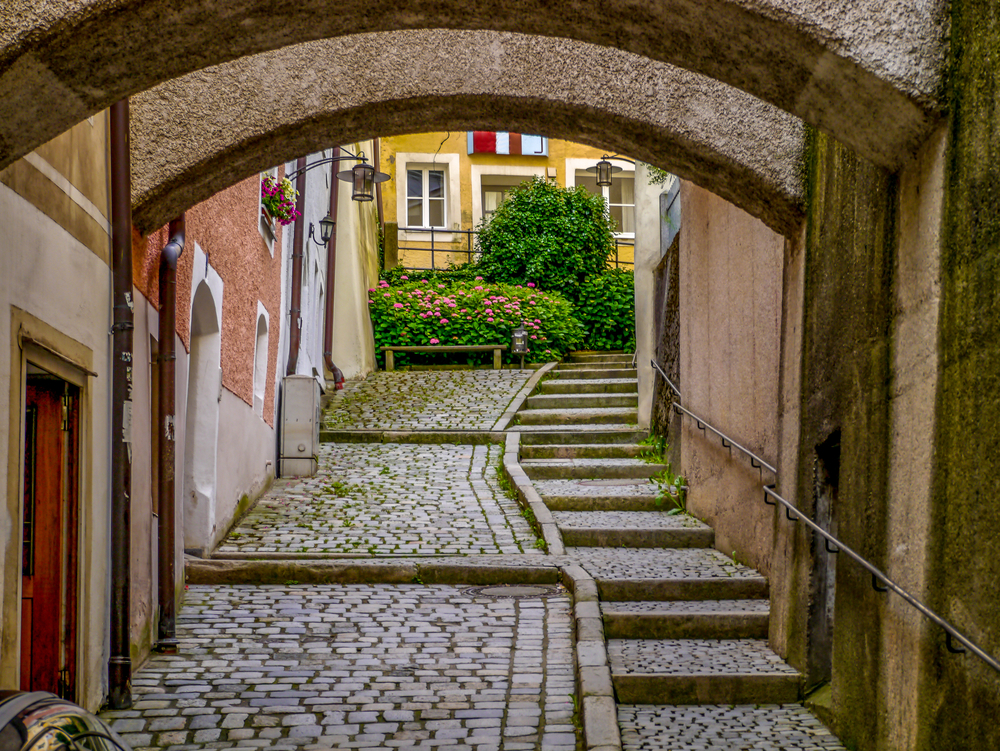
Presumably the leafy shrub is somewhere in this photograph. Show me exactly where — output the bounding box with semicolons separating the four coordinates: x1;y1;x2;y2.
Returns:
368;276;584;368
475;177;616;302
575;270;636;351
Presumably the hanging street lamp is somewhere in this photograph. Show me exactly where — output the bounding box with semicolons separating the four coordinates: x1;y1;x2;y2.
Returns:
511;325;529;369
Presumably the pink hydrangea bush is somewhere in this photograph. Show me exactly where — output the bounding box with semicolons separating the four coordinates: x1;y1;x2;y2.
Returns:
368;278;584;368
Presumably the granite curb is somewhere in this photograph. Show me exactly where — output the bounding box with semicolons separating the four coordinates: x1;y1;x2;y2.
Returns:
561;564;623;751
502;431;567;556
492;360;559;431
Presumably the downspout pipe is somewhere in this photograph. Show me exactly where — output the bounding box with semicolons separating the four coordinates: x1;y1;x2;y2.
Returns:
323;148;344;389
285;158;307;376
108;98;133;710
373;138;384;235
155;215;185;654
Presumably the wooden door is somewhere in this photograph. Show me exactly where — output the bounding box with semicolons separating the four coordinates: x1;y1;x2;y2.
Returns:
21;376;79;700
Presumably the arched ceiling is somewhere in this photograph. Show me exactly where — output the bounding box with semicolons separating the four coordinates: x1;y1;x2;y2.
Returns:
0;0;947;174
130;31;806;236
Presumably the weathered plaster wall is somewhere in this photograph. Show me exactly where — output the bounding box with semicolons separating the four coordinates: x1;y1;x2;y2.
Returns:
919;1;1000;744
678;182;784;577
782;130;898;750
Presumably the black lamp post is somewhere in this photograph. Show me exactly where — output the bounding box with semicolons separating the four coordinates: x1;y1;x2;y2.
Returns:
284;149;389;202
511;326;529;369
308;214;336;246
588;155;632;187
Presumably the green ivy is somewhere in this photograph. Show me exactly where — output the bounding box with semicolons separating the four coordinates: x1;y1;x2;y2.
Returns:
368;276;585;368
474;177;616;302
575;269;636;350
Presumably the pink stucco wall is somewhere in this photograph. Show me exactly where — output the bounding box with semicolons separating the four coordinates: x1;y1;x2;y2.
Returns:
133;172;283;427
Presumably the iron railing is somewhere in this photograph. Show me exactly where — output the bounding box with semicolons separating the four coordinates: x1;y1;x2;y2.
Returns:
648;358;1000;673
396;226;634;271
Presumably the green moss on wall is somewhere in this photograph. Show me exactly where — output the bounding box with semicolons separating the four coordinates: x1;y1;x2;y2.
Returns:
922;2;1000;747
798;128;896;751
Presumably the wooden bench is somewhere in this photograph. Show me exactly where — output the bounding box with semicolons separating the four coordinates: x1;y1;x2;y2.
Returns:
382;344;509;371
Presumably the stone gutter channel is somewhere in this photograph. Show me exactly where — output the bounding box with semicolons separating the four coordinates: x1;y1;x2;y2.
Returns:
187;360;622;750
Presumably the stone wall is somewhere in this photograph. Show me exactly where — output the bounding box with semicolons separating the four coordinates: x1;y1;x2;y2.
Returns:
919;0;1000;745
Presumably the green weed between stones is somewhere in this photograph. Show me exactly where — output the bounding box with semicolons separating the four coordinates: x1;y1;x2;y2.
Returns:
640;434;688;514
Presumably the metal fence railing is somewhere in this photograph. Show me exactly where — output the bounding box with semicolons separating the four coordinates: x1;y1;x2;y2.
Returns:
395;225;635;271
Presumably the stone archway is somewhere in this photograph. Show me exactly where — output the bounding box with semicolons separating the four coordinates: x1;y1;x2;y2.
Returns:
0;0;946;174
129;31;806;236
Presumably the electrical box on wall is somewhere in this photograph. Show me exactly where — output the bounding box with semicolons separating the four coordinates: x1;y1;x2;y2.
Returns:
280;375;320;477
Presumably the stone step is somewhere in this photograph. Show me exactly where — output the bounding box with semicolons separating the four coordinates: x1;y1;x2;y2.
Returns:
515;408;638;426
520;444;645;459
549;367;637;380
538;378;638;394
553;511;714;548
601;600;770;640
519;430;647;445
566;351;631;363
565;547;770;602
520;458;665;480
533;478;661;511
524;392;638;410
609;638;802;705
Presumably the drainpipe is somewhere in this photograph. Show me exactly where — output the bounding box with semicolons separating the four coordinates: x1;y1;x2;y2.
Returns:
108;98;133;709
285;158;307;376
324;148;344;389
155;215;185;654
373;138;384;234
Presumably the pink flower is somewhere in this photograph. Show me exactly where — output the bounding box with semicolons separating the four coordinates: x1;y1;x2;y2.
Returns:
393;303;404;309
474;286;483;290
534;319;541;324
487;317;494;323
440;318;449;324
527;282;536;288
485;309;493;315
438;284;445;289
400;275;409;280
367;299;374;304
368;288;376;293
383;293;391;297
421;279;428;283
460;309;467;313
429;338;439;344
475;276;484;281
530;335;537;339
379;281;390;287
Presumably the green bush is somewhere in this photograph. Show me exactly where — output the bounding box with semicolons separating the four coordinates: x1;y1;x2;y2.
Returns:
368;276;584;368
474;177;616;302
576;270;636;351
380;264;480;286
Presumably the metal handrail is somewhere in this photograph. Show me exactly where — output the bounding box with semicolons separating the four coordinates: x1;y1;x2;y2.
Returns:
648;358;1000;672
650;359;774;474
763;486;1000;672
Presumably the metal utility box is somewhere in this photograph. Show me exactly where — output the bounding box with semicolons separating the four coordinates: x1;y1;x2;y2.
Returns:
280;375;320;477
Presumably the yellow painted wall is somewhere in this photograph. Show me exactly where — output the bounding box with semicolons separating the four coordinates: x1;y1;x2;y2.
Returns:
379;133;634;269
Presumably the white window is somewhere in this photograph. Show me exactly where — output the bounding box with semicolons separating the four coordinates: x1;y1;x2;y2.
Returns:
566;158;635;237
470;165;546;226
406;168;446;228
394;153;462;239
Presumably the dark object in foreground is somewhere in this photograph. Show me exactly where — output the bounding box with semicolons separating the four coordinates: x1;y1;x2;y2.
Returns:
0;692;131;751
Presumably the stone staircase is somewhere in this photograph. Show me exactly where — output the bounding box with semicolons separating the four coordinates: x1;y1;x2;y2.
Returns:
516;351;805;716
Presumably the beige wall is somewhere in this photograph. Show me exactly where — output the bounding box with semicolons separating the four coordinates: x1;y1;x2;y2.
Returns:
678;181;785;576
0;112;113;709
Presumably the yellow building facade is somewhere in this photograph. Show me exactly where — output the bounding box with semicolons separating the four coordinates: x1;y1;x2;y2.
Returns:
378;132;635;270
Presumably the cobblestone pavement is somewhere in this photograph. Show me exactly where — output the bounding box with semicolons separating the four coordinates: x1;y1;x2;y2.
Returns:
103;584;577;751
217;443;540;557
609;639;801;676
324;371;530;431
618;704;847;750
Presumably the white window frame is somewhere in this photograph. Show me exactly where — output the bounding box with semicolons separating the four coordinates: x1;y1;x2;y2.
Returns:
565;157;636;239
395;152;461;241
259;167;278;255
470;164;546;227
252;302;270;416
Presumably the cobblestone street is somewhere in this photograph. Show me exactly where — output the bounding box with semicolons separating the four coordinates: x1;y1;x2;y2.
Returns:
217;443;539;557
108;585;575;751
323;371;530;432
